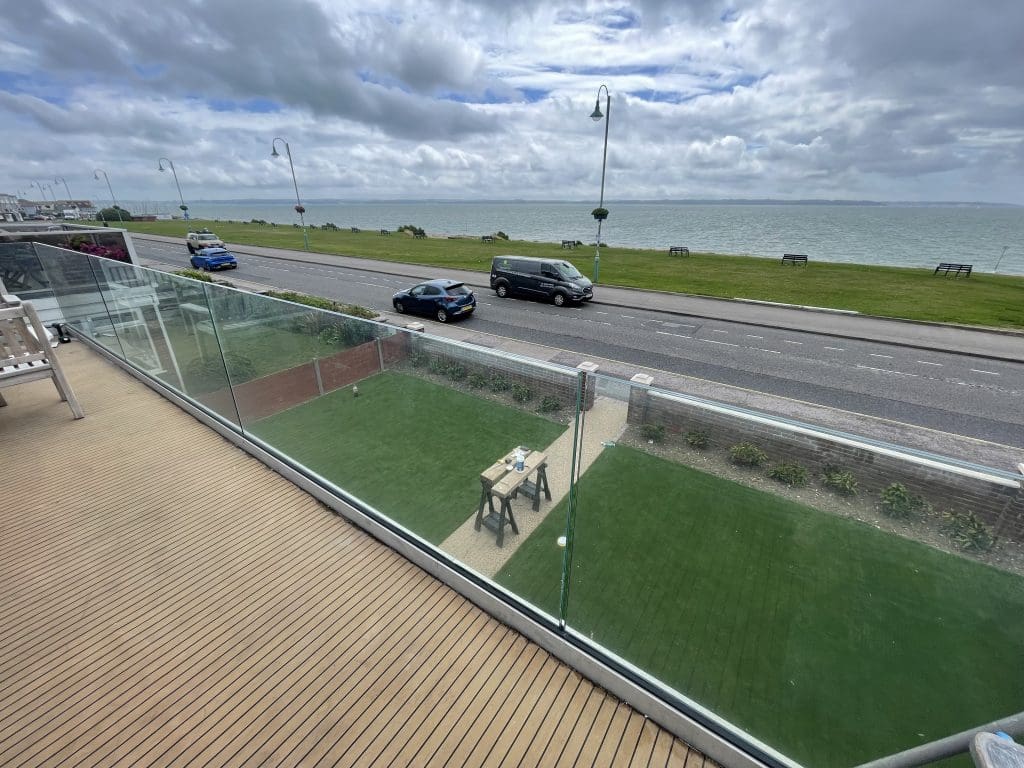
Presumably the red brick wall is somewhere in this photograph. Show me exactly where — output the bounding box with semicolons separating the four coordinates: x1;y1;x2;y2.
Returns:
319;341;381;391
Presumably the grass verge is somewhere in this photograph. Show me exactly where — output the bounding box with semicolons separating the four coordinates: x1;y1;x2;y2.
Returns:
112;218;1024;328
496;446;1024;767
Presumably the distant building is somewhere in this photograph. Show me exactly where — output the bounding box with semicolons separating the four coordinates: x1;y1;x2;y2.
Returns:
0;193;23;222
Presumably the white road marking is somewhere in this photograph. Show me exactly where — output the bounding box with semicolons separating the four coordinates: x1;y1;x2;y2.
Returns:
745;334;764;339
656;331;691;339
594;311;609;315
856;365;917;377
620;315;635;319
751;348;782;354
700;339;740;347
595;321;612;325
711;329;729;334
971;369;1000;376
824;346;844;351
783;340;802;345
917;361;942;366
870;353;893;359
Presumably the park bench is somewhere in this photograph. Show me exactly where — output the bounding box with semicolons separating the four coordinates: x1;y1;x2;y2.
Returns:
561;240;577;249
350;227;360;233
379;229;390;236
669;246;689;256
481;235;494;243
934;262;972;278
782;253;808;266
413;232;426;239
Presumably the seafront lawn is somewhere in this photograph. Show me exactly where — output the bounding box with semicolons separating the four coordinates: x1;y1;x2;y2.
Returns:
495;446;1024;767
248;371;565;544
118;219;1024;328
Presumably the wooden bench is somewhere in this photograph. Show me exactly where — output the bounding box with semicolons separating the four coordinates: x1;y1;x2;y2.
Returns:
475;448;551;547
350;227;360;233
561;240;577;249
481;235;494;243
669;246;689;256
934;262;973;278
379;229;390;236
413;232;426;239
782;253;808;266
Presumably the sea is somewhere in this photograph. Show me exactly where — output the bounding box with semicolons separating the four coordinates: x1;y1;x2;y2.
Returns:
125;200;1024;276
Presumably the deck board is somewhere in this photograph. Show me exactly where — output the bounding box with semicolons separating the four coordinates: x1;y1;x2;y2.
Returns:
0;342;705;767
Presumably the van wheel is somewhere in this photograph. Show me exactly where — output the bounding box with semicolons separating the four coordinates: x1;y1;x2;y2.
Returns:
436;308;449;323
552;292;567;307
495;283;509;298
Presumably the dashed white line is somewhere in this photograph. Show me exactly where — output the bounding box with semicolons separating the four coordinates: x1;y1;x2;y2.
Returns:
870;353;893;359
752;348;782;354
656;331;691;339
620;315;635;319
917;361;942;367
824;346;844;351
856;365;917;377
783;340;803;345
745;334;764;339
699;339;740;347
711;329;729;334
594;311;609;315
971;369;1000;376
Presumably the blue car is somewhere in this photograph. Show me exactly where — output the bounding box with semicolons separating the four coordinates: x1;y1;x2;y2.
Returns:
392;279;476;323
190;247;238;271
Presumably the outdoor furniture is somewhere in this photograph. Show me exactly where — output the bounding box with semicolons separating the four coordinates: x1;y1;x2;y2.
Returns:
0;300;84;419
781;253;808;266
934;262;973;277
669;246;689;256
561;240;577;249
481;235;494;243
350;227;360;233
475;447;551;547
413;232;426;239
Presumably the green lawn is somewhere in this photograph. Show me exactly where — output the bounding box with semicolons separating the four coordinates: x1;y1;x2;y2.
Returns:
115;218;1024;328
496;446;1024;767
248;371;566;543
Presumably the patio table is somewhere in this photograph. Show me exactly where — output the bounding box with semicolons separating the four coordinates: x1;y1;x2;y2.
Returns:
475;447;551;547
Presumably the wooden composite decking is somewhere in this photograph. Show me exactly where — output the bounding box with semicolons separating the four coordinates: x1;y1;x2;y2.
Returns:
0;342;712;767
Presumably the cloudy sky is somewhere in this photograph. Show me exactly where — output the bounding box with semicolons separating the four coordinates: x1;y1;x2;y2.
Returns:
3;0;1023;205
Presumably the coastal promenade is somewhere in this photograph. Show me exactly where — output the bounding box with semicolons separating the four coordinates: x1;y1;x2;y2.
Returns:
134;234;1024;364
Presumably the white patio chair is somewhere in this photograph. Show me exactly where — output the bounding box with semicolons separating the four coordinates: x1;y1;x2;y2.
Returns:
0;300;84;419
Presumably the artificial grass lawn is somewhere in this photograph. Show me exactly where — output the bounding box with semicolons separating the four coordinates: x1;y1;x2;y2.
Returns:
496;446;1024;768
249;371;565;544
118;219;1024;328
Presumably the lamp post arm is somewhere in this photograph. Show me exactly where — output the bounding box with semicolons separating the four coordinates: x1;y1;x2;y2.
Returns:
598;90;610;209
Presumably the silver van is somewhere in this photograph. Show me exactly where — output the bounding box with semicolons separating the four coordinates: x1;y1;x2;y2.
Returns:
489;255;594;306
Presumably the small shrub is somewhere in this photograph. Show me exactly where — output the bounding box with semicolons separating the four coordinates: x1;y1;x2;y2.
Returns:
879;483;933;520
942;511;996;553
467;371;488;388
537;396;562;413
489;374;511;393
822;465;858;496
640;424;666;443
174;268;213;282
768;462;809;487
495;231;509;240
428;357;448;375
408;351;427;368
685;429;710;449
511;383;533;403
729;442;767;468
446;363;467;382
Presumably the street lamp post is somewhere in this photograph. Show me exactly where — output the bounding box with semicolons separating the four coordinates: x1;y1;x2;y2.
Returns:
994;245;1010;273
54;176;73;206
157;157;189;222
589;84;611;283
94;168;124;223
271;137;310;250
32;180;51;202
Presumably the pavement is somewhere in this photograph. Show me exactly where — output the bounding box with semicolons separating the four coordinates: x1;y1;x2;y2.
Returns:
133;233;1024;472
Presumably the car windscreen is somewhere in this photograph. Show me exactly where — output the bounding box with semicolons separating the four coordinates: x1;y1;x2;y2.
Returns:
198;234;219;240
445;284;472;296
557;261;583;279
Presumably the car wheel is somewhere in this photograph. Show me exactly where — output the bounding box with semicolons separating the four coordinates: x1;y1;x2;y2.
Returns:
187;244;194;254
552;292;567;307
394;300;405;314
495;283;509;298
436;307;449;323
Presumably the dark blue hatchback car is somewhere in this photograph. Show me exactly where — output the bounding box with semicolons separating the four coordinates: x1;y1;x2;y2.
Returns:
190;247;238;271
392;279;476;323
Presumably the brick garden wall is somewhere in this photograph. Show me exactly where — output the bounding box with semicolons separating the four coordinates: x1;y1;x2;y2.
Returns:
628;386;1024;543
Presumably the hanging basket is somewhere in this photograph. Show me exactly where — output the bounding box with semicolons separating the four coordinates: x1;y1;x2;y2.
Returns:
179;204;189;211
294;204;306;214
591;207;609;221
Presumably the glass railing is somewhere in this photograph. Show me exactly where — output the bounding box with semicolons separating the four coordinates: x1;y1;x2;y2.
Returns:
35;242;1023;768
